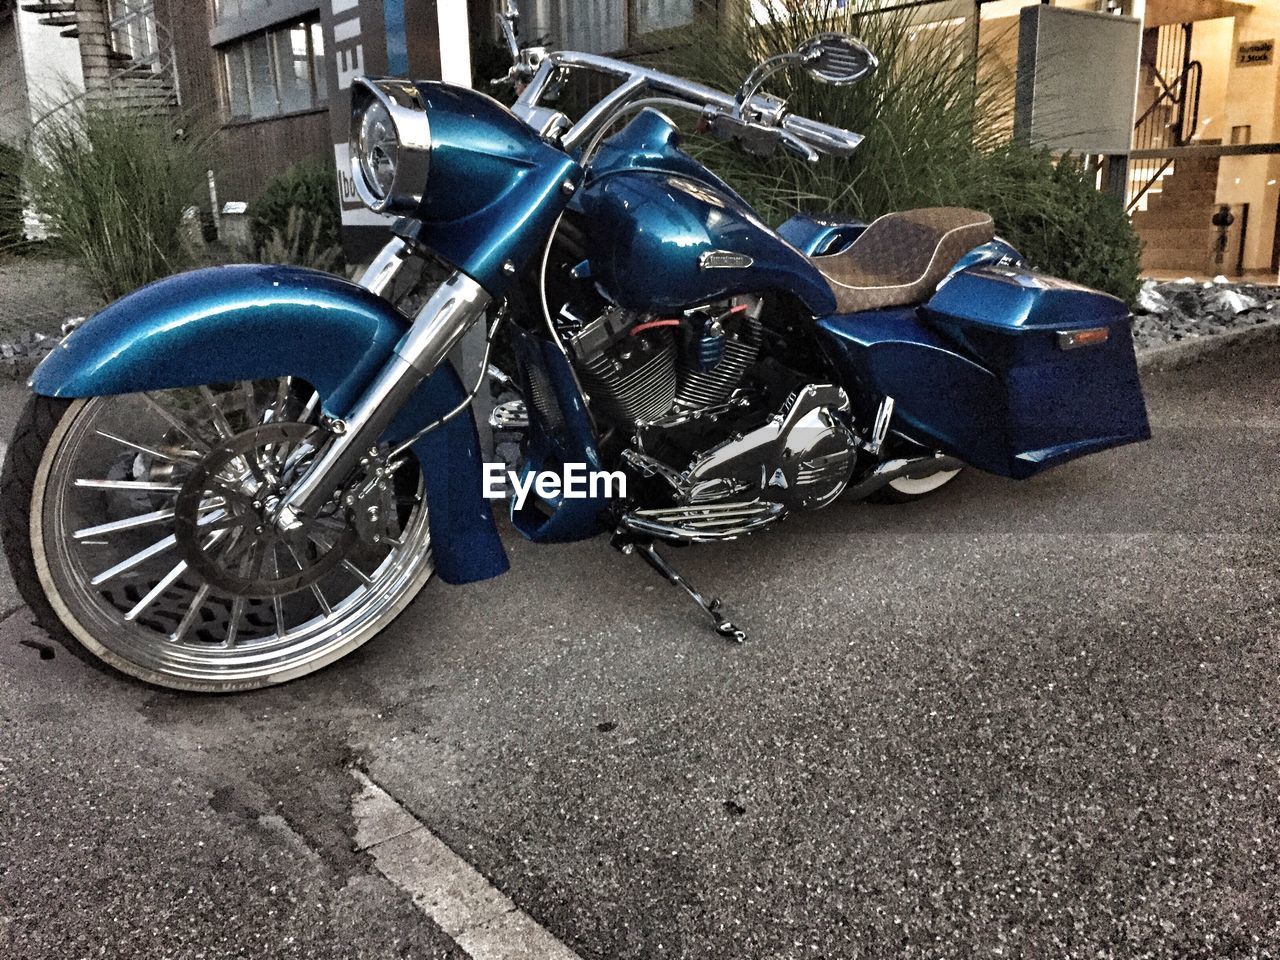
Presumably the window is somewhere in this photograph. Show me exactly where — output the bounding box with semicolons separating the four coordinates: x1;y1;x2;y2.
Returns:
634;0;694;35
107;0;159;69
523;0;699;54
213;0;269;22
221;18;326;121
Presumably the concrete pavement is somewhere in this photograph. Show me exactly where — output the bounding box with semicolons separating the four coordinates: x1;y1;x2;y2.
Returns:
1;347;1278;958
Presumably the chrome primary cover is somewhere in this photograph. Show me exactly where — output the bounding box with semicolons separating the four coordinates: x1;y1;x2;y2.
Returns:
685;383;857;511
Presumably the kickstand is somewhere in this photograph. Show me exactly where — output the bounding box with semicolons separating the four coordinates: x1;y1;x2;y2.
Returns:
612;534;747;643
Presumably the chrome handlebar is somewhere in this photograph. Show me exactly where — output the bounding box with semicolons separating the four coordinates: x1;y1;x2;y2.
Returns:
513;50;863;162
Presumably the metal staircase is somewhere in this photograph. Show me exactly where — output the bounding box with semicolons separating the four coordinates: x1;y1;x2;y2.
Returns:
20;0;178;112
21;0;77;37
1126;22;1202;214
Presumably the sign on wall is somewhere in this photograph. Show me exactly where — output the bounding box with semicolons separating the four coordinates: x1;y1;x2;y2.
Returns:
1236;39;1275;67
1013;5;1142;157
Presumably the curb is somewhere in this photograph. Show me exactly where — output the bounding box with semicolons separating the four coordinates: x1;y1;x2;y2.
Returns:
1135;317;1280;373
6;315;1280;384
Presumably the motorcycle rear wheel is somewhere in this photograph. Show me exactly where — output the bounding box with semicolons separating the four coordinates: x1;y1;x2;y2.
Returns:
1;383;435;692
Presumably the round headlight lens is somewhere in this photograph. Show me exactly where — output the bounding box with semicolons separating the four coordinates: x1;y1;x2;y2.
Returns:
358;100;399;200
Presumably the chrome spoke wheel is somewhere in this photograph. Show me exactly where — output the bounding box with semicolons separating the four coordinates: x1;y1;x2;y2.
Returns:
31;379;434;691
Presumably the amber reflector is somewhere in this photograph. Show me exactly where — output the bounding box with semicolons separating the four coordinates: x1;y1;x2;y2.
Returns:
1057;327;1111;351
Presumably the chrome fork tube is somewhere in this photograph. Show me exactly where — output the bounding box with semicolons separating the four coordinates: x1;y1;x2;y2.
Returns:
276;259;491;527
359;237;411;297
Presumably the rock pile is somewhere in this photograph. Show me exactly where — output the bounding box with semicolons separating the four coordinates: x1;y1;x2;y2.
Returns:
0;329;58;380
1132;277;1280;350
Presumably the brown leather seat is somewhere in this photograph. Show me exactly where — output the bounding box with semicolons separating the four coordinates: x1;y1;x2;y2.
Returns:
810;207;996;314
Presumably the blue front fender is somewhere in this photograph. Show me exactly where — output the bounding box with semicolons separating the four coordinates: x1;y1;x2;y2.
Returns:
32;264;508;585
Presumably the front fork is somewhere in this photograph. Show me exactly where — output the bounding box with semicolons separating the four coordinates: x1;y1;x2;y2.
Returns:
275;239;493;532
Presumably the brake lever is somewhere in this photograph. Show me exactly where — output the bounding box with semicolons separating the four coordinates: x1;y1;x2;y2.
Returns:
704;109;821;163
778;130;820;164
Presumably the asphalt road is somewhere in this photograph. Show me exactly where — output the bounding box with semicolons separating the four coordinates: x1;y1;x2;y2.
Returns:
1;345;1278;959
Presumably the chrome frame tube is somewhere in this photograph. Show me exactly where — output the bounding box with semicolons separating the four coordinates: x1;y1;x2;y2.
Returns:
276;262;491;526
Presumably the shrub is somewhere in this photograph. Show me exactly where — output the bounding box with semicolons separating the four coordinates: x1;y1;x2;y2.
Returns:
256;206;343;273
248;162;343;271
657;0;1141;302
0;142;23;252
23;103;213;301
966;149;1143;304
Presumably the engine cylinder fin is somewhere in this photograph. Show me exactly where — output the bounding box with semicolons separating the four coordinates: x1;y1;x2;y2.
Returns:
578;336;678;424
674;317;761;411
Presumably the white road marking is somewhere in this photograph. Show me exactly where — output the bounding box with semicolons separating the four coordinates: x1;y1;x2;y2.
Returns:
352;769;584;960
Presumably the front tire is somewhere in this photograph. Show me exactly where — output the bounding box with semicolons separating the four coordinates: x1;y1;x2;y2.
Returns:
1;383;434;692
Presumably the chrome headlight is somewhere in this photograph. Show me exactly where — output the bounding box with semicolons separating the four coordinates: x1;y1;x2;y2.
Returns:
350;78;431;215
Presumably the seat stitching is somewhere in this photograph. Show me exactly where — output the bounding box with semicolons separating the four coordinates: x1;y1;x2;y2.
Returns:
819;215;994;295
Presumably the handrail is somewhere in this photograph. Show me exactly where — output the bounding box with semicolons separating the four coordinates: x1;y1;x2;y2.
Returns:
1131;141;1280;160
1127;55;1203;214
1125;158;1172;214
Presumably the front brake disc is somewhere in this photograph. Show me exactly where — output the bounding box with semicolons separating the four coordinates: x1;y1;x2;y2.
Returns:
174;423;357;599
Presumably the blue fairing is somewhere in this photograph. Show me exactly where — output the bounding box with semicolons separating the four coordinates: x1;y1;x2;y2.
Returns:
406;83;583;295
31;264;509;585
579;110;837;315
587;109;754;206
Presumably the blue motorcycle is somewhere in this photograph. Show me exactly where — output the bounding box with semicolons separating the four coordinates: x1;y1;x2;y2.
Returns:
0;5;1149;691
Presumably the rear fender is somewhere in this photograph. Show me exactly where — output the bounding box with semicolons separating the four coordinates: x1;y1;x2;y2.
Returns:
31;264;508;585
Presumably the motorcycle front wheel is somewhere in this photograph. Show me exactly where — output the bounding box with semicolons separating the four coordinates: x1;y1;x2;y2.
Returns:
0;380;435;692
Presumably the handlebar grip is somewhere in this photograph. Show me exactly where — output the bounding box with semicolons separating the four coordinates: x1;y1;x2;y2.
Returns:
780;115;864;158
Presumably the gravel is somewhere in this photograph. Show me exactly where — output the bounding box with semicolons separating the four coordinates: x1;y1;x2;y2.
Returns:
0;255;100;380
1131;276;1280;350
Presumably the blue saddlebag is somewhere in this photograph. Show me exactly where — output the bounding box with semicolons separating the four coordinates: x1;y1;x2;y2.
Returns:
818;266;1150;479
925;266;1150;478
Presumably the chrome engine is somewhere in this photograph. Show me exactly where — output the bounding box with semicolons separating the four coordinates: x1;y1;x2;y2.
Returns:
565;296;763;425
560;295;860;542
622;384;858;541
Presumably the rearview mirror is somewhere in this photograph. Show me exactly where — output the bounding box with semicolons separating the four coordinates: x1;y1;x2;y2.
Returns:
797;33;878;86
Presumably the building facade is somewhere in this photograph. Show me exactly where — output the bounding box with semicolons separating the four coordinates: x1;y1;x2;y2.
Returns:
0;0;85;148
3;0;1278;277
982;0;1280;277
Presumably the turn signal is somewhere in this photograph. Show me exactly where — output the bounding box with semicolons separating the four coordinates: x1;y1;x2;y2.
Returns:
1057;327;1111;351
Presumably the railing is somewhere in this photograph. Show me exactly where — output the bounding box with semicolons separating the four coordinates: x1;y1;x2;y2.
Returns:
103;0;179;107
21;0;178;111
1127;22;1202;213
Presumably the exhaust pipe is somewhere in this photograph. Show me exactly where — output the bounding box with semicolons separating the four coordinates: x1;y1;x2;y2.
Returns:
845;453;964;501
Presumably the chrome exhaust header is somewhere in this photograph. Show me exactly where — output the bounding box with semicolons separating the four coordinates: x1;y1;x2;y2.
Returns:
844;453;964;501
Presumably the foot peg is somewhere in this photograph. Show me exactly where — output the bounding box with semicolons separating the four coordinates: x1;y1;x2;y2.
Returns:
613;534;747;643
488;399;529;431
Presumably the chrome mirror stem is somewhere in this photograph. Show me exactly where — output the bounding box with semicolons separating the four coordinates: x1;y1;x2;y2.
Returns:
499;0;521;63
733;52;804;120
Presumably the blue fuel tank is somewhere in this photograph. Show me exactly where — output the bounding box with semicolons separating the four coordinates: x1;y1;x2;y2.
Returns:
576;110;837;316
